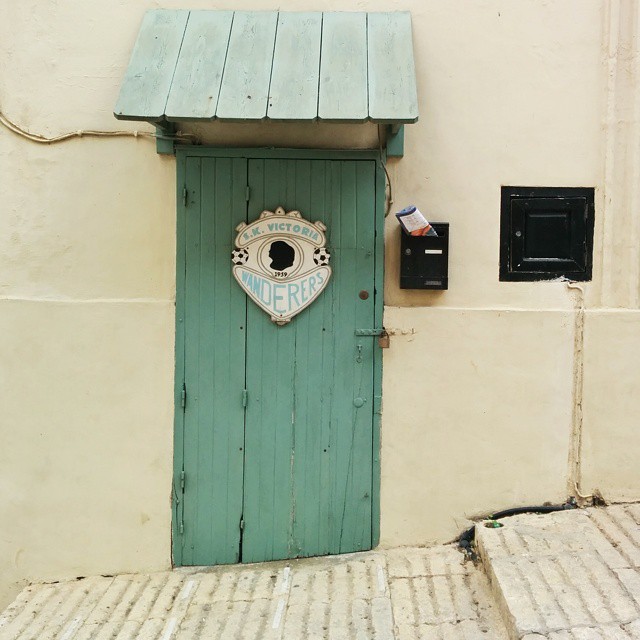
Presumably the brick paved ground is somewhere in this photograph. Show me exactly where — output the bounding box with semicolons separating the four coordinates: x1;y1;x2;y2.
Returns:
0;545;507;640
3;504;639;639
476;504;640;639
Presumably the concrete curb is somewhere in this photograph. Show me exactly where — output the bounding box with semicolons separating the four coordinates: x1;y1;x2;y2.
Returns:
475;504;640;639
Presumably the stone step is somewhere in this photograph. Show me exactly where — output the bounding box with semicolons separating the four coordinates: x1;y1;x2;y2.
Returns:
475;505;640;640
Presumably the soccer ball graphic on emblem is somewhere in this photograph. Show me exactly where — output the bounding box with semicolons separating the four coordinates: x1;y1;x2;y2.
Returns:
313;247;330;266
231;248;249;265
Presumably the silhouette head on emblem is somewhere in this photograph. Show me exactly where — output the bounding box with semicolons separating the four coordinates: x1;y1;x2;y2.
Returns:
268;240;295;271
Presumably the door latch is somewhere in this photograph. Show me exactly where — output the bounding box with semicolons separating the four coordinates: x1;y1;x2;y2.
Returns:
355;328;390;348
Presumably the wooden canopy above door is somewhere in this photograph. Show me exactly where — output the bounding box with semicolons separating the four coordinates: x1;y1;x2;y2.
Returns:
114;10;419;125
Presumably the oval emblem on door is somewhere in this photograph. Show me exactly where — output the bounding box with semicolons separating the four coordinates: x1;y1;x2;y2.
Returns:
231;206;332;325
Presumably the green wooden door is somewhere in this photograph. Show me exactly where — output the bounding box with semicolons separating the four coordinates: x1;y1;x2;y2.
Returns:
174;152;381;566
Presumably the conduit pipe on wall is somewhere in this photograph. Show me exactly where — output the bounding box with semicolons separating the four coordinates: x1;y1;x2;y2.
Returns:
566;281;592;503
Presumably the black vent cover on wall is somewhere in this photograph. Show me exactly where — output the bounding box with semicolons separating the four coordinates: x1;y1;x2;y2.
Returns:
500;186;595;281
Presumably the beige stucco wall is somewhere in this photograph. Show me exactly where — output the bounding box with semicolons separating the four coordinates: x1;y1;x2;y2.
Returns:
0;300;174;605
581;310;640;502
380;307;575;546
2;0;639;611
0;130;178;607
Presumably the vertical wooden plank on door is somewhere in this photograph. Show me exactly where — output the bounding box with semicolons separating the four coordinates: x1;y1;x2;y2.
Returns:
341;161;376;551
372;158;385;547
299;158;375;555
314;160;336;557
243;159;299;562
181;156;202;566
213;158;247;559
326;160;344;554
242;157;375;561
328;160;375;554
173;153;189;566
287;159;322;557
181;156;247;565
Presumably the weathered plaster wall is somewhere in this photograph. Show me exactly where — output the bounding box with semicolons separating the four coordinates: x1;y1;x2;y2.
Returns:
2;0;639;611
0;131;177;608
380;0;604;545
380;307;575;546
0;299;174;607
581;311;640;502
379;0;640;546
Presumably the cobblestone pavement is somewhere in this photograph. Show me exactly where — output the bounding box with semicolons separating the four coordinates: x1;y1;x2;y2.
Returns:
476;504;640;639
3;504;639;639
0;545;507;640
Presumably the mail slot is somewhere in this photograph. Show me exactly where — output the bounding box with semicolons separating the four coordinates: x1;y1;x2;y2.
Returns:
400;223;449;290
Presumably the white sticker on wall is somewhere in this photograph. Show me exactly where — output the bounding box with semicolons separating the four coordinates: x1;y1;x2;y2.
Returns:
231;206;332;325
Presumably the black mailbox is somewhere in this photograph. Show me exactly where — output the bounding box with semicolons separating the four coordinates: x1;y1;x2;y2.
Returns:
400;223;449;290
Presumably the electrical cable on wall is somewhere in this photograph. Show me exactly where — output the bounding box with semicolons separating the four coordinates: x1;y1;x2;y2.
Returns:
377;125;394;217
457;501;578;559
0;109;197;145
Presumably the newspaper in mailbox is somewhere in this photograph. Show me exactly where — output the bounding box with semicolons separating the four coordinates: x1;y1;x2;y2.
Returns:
395;205;438;237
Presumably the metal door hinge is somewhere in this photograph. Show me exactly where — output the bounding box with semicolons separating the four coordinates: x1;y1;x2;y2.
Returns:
245;185;251;202
179;520;184;535
239;517;245;531
181;383;187;410
183;186;188;207
180;470;185;492
242;389;248;407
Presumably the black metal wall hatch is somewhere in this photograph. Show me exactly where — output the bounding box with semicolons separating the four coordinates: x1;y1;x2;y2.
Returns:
499;186;595;282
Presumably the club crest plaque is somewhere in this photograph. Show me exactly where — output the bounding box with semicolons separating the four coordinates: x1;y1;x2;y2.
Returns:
231;207;332;324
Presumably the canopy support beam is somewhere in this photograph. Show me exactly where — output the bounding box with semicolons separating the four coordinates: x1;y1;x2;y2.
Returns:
153;120;178;155
386;124;404;158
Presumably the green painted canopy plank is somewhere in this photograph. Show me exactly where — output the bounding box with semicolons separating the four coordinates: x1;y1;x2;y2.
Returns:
267;12;322;121
114;9;189;121
115;10;419;124
367;12;419;123
216;11;278;121
165;11;234;122
318;12;368;123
